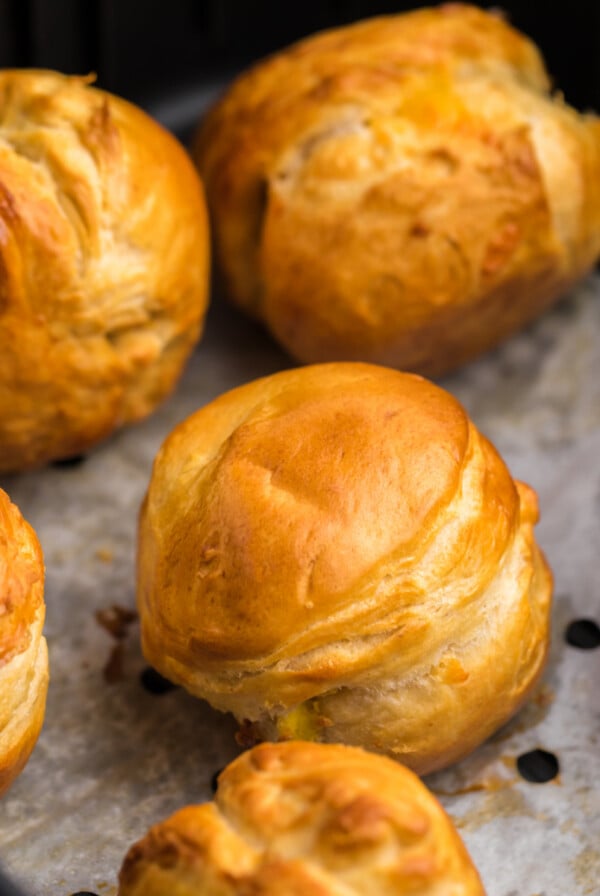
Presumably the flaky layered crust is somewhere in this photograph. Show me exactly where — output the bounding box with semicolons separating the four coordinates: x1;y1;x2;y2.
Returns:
118;741;485;895
196;3;600;375
0;488;48;796
0;69;210;473
138;363;552;774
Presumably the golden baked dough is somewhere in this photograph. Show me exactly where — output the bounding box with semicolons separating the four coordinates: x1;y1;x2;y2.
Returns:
0;69;210;473
0;488;48;796
138;362;552;774
195;3;600;375
118;741;485;895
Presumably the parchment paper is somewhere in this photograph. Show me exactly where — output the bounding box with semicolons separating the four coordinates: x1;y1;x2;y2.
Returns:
1;274;599;896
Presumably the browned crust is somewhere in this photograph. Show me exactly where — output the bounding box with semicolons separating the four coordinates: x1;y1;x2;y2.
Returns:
137;362;552;774
195;3;600;375
0;69;210;472
0;488;48;796
118;741;486;895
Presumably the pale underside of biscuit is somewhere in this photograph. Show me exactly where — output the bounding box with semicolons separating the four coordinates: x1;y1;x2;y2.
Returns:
138;363;552;775
118;741;486;895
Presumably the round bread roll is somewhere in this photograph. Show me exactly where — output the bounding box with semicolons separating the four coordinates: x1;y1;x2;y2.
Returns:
0;69;210;473
195;3;600;375
0;488;48;796
138;362;552;775
118;741;485;895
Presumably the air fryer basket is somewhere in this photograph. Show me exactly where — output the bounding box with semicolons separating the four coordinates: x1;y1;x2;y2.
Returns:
1;3;599;894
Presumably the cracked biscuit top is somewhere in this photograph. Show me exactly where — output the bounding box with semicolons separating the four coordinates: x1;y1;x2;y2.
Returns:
0;69;209;472
196;3;600;374
118;741;486;895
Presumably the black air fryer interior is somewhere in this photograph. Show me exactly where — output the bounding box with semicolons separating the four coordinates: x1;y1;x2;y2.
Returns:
1;0;599;131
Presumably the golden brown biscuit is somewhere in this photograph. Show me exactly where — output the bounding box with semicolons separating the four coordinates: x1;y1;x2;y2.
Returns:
195;3;600;375
0;488;48;796
138;362;552;774
0;69;210;473
118;741;485;895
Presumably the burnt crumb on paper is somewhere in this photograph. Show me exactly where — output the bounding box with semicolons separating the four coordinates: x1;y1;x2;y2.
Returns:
103;643;125;684
235;719;262;748
95;604;138;640
95;604;138;684
94;546;114;563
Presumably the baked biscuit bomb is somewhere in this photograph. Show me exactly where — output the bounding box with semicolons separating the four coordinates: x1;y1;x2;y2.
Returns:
196;3;600;375
138;363;552;775
118;742;486;895
0;488;48;796
0;69;210;473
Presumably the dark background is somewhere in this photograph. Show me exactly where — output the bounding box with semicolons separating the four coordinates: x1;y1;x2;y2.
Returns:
0;0;599;133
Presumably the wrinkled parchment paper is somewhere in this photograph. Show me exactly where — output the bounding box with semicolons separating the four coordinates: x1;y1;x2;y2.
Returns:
1;275;599;896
